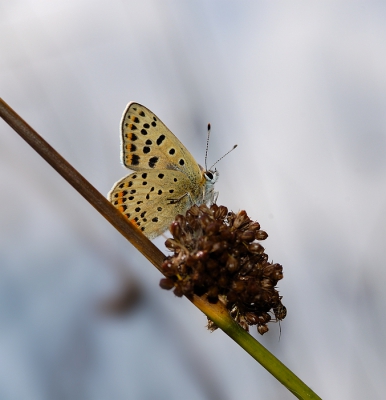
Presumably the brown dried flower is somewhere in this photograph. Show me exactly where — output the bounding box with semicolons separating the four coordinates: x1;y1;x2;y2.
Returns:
160;204;286;335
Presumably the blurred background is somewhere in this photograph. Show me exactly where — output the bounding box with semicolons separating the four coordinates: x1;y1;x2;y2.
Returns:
1;1;386;399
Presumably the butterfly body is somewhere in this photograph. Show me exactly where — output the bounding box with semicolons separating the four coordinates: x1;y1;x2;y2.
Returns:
108;102;219;239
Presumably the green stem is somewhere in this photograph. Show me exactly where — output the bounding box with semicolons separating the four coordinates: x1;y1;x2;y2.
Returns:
193;296;321;399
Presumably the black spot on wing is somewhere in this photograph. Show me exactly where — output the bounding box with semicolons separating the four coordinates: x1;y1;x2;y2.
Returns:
156;135;165;145
148;157;159;168
127;154;140;166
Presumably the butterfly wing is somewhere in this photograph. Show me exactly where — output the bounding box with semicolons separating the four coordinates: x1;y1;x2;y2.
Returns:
108;169;201;239
120;102;202;183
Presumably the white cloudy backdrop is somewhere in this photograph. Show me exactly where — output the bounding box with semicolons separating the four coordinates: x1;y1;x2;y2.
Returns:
1;2;386;399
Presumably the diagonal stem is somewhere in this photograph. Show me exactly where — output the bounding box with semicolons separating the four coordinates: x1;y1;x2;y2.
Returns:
0;98;321;400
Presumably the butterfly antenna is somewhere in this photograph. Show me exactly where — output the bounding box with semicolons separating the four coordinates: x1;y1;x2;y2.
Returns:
205;123;211;171
209;144;238;170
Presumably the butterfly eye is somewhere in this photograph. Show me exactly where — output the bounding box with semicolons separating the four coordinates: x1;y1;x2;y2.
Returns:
205;171;213;180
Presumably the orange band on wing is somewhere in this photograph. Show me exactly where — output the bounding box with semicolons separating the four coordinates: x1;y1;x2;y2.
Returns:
129;219;141;231
117;205;127;213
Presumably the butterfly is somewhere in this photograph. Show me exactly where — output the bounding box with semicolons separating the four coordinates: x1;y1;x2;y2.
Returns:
108;102;222;239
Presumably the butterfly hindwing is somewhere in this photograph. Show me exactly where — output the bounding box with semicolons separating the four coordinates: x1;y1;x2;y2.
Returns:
108;169;202;239
120;102;202;183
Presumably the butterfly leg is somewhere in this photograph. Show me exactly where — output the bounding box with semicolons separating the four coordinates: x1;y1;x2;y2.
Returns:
203;189;218;205
167;192;193;205
211;191;219;204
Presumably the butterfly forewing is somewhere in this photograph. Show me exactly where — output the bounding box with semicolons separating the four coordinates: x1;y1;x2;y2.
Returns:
121;102;202;183
108;169;200;239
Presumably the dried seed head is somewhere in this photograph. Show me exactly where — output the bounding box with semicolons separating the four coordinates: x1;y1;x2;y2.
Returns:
257;324;269;335
159;278;175;290
273;303;287;321
255;230;268;240
160;204;286;335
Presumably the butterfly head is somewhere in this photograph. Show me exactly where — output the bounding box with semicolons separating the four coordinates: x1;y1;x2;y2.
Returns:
203;168;219;185
199;166;219;204
199;164;219;185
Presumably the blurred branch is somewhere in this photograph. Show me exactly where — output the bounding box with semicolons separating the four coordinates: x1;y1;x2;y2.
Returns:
0;98;321;400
